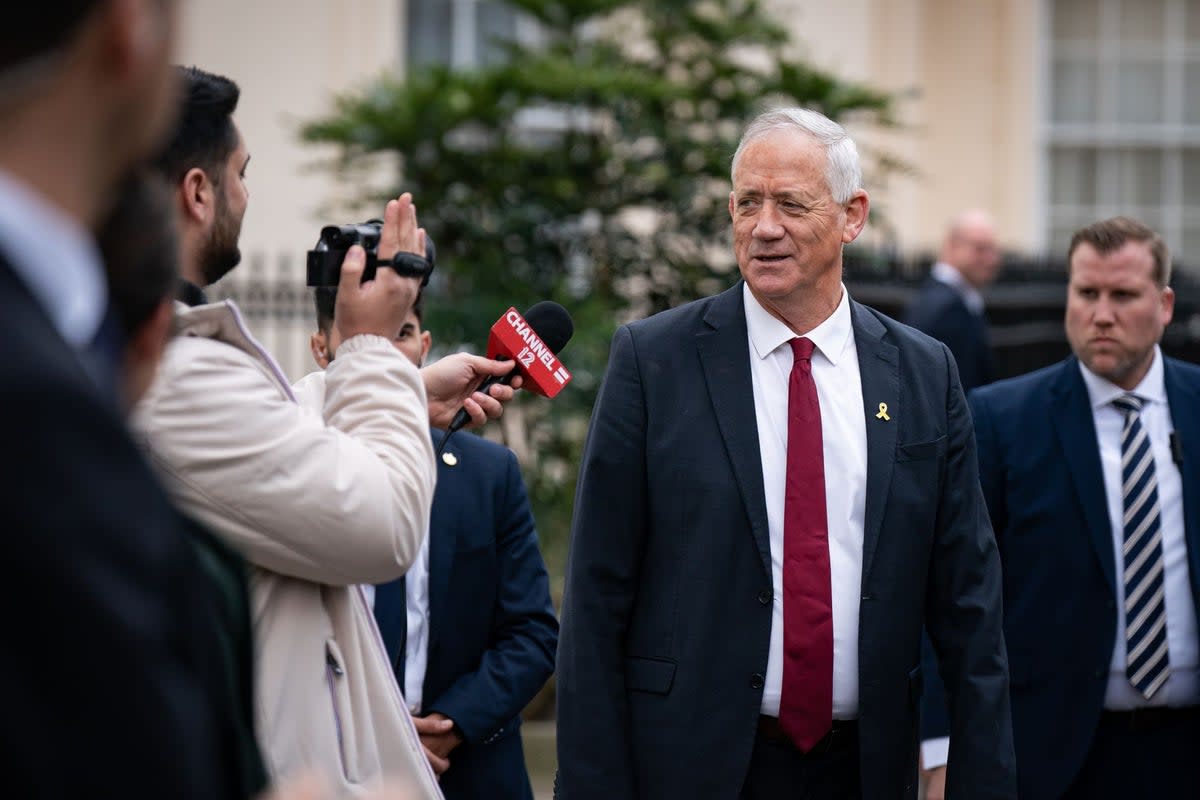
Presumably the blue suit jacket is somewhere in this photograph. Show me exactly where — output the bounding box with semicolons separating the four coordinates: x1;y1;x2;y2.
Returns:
374;429;558;800
921;355;1200;798
903;276;994;392
556;282;1015;799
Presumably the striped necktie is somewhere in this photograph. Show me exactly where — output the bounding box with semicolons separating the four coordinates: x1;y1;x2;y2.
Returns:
1112;393;1170;700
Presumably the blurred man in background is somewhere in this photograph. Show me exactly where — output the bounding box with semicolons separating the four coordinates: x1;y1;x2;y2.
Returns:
922;217;1200;799
0;2;236;797
904;209;1002;392
909;212;1003;796
304;289;558;799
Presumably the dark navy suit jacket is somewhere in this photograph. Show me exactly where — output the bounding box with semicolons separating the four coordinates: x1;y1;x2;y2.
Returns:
556;282;1015;799
920;356;1200;798
374;429;558;800
903;276;994;392
1;256;227;798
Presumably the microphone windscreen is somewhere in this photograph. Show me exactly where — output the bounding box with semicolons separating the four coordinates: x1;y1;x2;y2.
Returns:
522;301;574;354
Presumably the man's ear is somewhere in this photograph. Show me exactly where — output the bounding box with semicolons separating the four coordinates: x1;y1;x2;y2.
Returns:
419;331;432;366
310;330;330;369
180;167;214;225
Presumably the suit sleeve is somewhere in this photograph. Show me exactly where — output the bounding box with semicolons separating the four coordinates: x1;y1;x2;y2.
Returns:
4;377;223;800
968;388;1007;538
425;448;559;741
924;344;1017;798
555;325;646;799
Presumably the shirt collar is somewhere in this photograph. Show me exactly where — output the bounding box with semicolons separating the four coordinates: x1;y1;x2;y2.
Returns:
1078;345;1167;411
743;281;854;365
0;170;105;349
931;261;985;315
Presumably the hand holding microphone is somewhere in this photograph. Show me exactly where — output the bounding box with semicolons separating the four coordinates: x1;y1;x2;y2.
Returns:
435;301;575;453
423;354;524;430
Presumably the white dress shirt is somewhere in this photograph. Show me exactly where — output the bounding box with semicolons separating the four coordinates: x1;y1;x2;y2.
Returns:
931;261;985;316
744;283;868;719
1078;348;1199;709
360;503;432;714
0;170;106;349
402;528;433;712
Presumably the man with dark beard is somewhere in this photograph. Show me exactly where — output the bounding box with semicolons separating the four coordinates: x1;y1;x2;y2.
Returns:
141;65;520;796
154;66;248;303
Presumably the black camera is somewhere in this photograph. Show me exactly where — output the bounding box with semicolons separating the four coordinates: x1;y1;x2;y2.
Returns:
305;219;436;287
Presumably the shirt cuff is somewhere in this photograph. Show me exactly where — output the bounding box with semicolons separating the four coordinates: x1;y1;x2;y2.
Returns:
921;737;950;770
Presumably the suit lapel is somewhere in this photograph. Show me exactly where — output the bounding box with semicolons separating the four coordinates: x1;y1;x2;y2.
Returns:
1163;359;1200;602
851;301;898;583
697;283;772;579
426;430;456;662
1050;359;1116;592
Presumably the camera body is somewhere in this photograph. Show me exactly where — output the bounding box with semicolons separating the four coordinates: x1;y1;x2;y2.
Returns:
306;219;436;287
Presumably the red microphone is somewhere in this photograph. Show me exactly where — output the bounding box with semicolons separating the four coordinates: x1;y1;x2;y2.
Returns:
439;302;574;451
486;306;573;398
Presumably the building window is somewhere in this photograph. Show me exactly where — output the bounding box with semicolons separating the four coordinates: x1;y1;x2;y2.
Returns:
406;0;532;69
1044;0;1200;261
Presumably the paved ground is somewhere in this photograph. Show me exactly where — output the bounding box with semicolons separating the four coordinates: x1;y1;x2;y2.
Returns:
522;720;556;800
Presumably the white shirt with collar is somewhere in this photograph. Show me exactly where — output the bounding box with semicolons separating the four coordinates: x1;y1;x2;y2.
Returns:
402;523;433;713
1078;347;1199;710
931;261;985;316
359;486;432;716
362;525;434;714
0;169;106;349
744;282;868;720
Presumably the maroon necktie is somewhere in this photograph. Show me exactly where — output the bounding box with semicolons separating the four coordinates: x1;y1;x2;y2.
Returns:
778;336;833;752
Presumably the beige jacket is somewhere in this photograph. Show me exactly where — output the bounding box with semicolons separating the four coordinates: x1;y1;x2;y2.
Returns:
133;300;442;799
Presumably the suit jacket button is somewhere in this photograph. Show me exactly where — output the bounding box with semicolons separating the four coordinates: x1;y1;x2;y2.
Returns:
1094;667;1106;678
751;673;765;689
758;590;772;605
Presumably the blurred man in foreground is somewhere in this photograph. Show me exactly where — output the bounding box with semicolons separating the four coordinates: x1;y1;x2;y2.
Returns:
922;217;1200;799
0;2;235;797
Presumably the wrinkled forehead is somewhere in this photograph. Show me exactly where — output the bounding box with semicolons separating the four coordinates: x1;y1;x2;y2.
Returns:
732;132;829;191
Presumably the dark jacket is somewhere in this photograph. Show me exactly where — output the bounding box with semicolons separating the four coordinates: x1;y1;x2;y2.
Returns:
903;275;994;392
375;429;558;800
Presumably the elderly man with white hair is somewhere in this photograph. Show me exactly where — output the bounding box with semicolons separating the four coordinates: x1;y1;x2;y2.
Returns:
556;107;1016;800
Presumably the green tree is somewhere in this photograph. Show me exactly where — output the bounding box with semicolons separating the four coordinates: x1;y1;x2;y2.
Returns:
303;0;897;581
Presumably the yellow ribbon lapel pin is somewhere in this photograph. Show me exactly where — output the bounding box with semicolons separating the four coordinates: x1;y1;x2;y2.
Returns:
875;402;891;421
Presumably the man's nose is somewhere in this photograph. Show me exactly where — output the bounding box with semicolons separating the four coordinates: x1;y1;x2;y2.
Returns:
753;203;784;239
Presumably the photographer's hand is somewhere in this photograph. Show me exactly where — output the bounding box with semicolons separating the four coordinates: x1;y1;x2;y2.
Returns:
423;353;524;430
332;194;425;350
